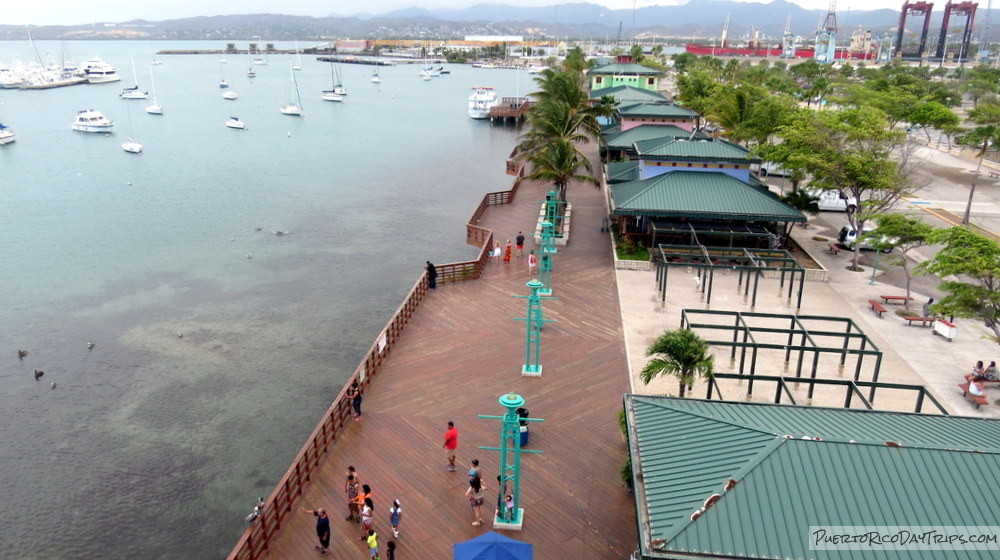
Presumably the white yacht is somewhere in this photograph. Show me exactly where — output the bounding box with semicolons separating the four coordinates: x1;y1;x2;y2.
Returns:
468;86;500;120
82;57;121;84
120;85;148;99
223;91;238;100
225;117;246;129
121;139;143;154
71;110;114;132
0;123;15;145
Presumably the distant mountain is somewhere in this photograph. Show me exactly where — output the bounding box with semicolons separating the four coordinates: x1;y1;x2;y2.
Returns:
1;1;992;43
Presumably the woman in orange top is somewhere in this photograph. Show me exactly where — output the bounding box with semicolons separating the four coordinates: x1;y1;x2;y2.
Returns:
503;240;512;263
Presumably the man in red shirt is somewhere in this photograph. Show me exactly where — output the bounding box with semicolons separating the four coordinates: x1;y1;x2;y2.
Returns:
443;421;458;472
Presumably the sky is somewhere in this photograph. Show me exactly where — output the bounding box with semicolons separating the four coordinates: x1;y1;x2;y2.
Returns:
8;0;909;26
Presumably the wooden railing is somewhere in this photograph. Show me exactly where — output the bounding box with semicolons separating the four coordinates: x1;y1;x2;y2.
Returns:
226;159;530;560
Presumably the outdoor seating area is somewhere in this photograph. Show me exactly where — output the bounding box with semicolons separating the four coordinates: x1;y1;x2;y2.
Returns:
868;299;887;317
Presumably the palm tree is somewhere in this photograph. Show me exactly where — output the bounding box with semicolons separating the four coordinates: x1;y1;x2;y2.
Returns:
518;137;600;201
640;329;715;397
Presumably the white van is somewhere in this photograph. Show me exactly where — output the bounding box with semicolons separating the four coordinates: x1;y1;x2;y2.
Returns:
810;189;857;213
837;224;893;252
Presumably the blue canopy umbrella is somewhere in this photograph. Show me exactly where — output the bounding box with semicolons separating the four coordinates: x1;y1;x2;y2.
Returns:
453;531;534;560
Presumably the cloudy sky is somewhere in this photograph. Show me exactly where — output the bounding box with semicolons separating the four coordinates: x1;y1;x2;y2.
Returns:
9;0;909;26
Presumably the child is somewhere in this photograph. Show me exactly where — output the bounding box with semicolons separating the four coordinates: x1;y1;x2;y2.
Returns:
389;498;402;538
360;497;374;538
504;493;514;521
527;250;537;276
386;540;396;560
365;528;380;559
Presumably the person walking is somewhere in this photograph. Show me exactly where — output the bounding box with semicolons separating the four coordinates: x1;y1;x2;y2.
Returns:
465;476;487;526
389;498;402;537
527;250;537;276
515;231;525;258
426;261;437;290
346;474;361;521
348;381;363;422
301;507;331;556
923;297;935;319
386;540;396;560
503;240;512;264
443;421;458;472
364;528;380;559
467;459;480;484
360;496;375;538
492;242;502;264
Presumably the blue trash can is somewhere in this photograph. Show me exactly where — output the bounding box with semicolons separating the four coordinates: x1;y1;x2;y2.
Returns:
519;426;529;446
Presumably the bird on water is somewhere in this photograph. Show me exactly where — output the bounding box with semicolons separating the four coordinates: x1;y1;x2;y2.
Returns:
87;342;95;350
18;350;28;359
34;370;44;380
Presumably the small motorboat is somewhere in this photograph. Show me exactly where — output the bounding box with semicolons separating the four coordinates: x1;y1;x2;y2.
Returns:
220;79;229;89
223;91;238;100
225;117;246;129
71;109;114;132
321;90;344;102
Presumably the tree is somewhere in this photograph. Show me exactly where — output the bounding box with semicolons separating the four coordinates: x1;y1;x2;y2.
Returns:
905;101;959;142
957;101;1000;224
916;227;1000;344
759;106;913;271
870;214;934;309
779;189;820;239
517;137;600;201
640;329;715;397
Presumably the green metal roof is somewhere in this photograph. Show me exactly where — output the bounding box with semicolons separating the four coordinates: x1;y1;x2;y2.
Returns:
590;61;663;76
604;125;705;151
626;396;1000;560
611;171;806;222
590;85;669;104
634;137;756;164
619;102;698;119
605;160;641;184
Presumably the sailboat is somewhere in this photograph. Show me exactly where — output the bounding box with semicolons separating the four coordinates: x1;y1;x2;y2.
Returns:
146;66;162;114
322;61;344;102
120;56;148;99
0;123;15;145
279;63;303;116
370;67;380;84
292;40;302;71
122;103;142;153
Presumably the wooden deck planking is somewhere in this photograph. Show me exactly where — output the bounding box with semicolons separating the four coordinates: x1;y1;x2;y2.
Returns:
259;171;637;559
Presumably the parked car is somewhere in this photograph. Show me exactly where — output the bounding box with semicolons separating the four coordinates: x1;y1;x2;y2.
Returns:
809;189;858;213
837;224;894;252
758;162;789;177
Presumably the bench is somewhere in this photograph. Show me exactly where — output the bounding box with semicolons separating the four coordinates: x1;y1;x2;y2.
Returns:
880;295;913;305
964;374;1000;385
959;382;989;409
827;242;842;255
902;315;934;327
868;299;887;318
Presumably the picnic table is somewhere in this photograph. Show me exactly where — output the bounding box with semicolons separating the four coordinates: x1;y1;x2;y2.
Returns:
879;295;913;305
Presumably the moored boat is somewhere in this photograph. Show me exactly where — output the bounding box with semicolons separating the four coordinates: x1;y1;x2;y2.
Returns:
122;139;143;153
467;86;499;119
225;116;246;129
71;109;114;132
0;123;15;145
223;91;238;100
82;57;121;84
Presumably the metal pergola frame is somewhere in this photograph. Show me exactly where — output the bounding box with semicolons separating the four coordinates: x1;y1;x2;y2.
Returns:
680;309;885;401
649;220;778;249
704;373;949;415
657;244;808;310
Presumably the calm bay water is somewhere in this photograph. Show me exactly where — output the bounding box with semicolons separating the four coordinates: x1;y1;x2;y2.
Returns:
0;40;527;559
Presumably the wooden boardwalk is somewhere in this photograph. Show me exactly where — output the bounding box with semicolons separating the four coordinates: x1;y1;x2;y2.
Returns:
257;171;637;559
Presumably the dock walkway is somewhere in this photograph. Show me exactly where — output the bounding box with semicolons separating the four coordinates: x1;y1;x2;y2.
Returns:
250;173;637;558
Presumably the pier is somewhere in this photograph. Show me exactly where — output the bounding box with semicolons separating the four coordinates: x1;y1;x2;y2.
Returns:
490;97;534;124
226;149;637;559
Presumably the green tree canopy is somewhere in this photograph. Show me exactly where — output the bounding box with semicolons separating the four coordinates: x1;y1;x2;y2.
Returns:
640;329;715;397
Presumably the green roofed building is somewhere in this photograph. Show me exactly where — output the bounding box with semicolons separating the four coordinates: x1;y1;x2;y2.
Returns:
591;85;670;105
589;55;663;92
618;102;700;132
610;171;804;224
624;395;1000;559
603;125;708;161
